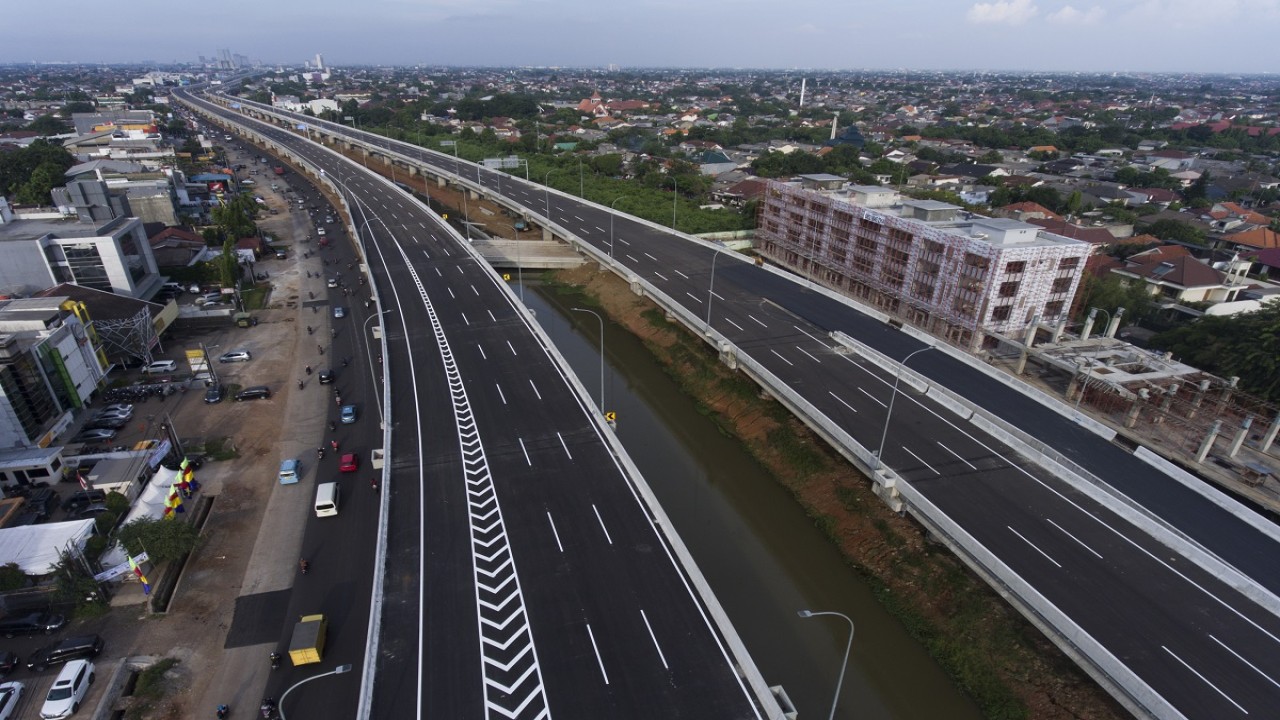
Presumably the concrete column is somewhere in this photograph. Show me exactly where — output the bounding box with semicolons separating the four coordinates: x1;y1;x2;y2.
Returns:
1051;317;1068;343
1228;417;1253;458
1156;383;1179;424
437;176;446;188
542;226;553;242
1124;391;1146;428
1105;307;1126;338
718;342;739;370
1196;420;1222;463
1260;412;1280;453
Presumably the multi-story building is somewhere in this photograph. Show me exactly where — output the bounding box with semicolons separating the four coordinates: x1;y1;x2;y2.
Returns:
756;178;1091;348
0;205;163;301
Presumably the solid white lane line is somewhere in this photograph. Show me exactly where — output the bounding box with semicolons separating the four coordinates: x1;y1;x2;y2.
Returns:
748;314;768;328
674;270;689;279
792;325;833;349
547;513;564;553
507;341;518;356
903;446;939;475
1045;518;1103;560
557;432;572;460
1209;633;1280;690
857;387;887;408
1008;526;1062;568
586;624;609;684
495;384;507;405
654;272;669;281
640;610;669;669
769;349;794;366
518;437;532;466
593;504;613;545
798;347;821;363
644;252;659;262
725;318;744;332
936;442;976;470
828;391;858;414
686;292;703;303
529;379;542;400
1162;645;1247;714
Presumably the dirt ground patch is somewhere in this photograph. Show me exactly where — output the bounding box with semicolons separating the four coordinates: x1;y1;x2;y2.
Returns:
549;262;1127;720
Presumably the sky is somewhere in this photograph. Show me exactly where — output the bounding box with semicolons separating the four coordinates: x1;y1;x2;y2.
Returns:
5;0;1280;74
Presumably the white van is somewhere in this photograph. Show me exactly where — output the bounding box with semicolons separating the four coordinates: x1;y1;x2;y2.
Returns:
314;482;339;517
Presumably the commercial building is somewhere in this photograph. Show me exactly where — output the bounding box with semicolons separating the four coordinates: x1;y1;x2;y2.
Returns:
756;178;1091;348
0;210;162;301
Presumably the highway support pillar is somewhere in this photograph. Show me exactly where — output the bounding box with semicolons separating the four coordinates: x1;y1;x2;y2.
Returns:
1124;396;1143;429
1196;420;1222;464
717;342;738;371
1228;416;1253;459
1261;412;1280;454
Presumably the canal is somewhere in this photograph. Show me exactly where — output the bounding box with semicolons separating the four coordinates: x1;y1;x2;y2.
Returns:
527;281;983;720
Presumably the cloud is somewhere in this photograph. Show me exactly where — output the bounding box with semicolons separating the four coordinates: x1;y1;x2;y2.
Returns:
1047;4;1105;23
967;0;1039;24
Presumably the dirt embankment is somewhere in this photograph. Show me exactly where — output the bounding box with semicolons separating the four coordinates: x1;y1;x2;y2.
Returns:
548;263;1127;720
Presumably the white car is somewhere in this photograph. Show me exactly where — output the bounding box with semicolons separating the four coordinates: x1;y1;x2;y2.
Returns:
100;403;133;415
40;659;93;718
218;350;252;363
0;681;24;720
141;360;178;374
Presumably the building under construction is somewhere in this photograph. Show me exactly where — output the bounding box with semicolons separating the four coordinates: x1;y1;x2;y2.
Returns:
756;177;1091;349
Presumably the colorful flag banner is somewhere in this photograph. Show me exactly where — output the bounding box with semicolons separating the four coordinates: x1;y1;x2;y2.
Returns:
127;555;151;595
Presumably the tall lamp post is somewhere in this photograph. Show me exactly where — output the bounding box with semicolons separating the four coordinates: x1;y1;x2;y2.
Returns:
278;663;353;720
704;246;723;332
441;140;470;240
672;177;678;231
874;346;935;473
797;610;854;720
570;307;605;416
544;170;555;220
364;308;395;425
609;196;628;259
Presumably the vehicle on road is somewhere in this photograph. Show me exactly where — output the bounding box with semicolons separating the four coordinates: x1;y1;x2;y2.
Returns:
85;417;127;431
141;360;178;374
0;680;23;720
326;278;338;288
0;611;66;638
100;403;133;415
218;350;252;363
333;306;346;319
288;614;327;665
340;404;357;424
39;659;93;719
278;459;300;485
339;453;359;473
317;370;334;385
235;386;271;402
0;652;19;677
204;385;225;404
26;635;103;672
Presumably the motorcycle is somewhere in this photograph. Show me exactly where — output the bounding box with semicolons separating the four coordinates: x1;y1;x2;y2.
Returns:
317;447;325;460
269;652;281;670
299;558;310;575
216;705;230;719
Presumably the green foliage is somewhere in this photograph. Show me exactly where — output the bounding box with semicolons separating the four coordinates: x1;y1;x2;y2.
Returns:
211;193;259;243
1151;303;1280;402
127;658;179;719
59;101;95;116
115;516;202;562
27;114;70;135
1074;274;1154;325
1138;218;1206;246
0;139;76;205
0;562;27;591
1114;166;1181;190
50;552;108;615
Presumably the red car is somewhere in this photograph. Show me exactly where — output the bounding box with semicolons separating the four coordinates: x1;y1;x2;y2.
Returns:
339;453;359;472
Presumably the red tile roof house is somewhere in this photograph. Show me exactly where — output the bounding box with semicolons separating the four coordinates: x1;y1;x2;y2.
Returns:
1112;254;1244;304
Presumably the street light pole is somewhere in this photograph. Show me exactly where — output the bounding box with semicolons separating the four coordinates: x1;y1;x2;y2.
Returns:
609;196;627;259
705;246;723;331
544;170;554;220
364;308;395;425
278;663;353;720
570;307;604;416
797;610;854;720
874;346;935;473
672;177;678;231
578;156;584;198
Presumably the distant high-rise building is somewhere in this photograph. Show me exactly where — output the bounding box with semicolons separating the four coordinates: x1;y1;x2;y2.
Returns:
314;53;325;71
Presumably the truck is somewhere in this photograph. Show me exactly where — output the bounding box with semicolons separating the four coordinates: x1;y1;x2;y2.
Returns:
287;614;328;666
273;166;285;176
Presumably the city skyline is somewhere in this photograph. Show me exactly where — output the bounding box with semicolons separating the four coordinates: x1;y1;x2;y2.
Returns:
5;0;1280;74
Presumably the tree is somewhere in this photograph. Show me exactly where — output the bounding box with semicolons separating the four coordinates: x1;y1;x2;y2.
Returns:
1073;274;1154;326
1151;303;1280;402
116;516;202;562
27;114;70;135
0;139;76;201
1139;218;1206;246
978;150;1003;164
0;562;27;591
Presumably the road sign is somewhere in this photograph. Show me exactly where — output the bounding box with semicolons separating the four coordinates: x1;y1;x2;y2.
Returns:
502;273;511;281
605;411;616;423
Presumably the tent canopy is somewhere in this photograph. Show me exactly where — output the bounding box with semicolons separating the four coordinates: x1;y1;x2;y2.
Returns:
0;520;95;576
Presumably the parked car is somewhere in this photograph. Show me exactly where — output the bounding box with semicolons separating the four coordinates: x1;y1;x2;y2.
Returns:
339;453;359;473
27;488;60;521
326;277;338;288
204;385;225;404
61;490;106;514
93;408;132;422
0;652;19;676
99;403;133;415
0;611;66;638
218;350;252;363
333;306;346;319
317;370;335;385
39;659;93;719
235;386;271;401
340;404;357;424
26;635;103;672
85;417;127;431
73;503;110;520
0;680;23;720
72;429;117;444
141;360;178;374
